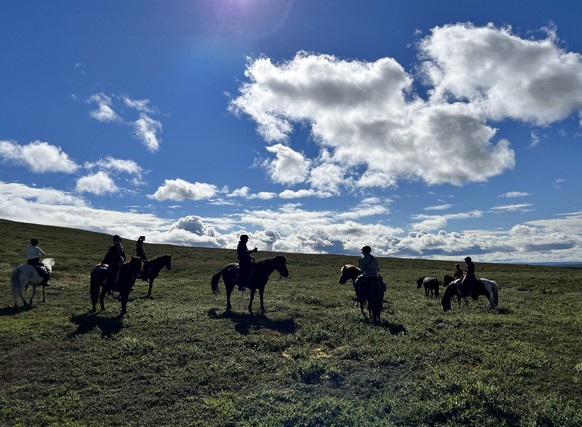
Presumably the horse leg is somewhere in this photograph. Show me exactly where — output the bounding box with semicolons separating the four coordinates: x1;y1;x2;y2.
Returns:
120;292;128;316
99;287;107;311
259;286;265;314
28;285;37;306
147;278;154;298
41;285;47;303
226;284;233;311
360;301;370;323
248;288;256;314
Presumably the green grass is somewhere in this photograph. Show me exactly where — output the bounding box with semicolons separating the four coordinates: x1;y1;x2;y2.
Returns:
1;218;581;426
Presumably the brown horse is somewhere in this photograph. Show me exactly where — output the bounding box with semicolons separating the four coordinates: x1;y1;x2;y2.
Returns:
90;256;143;316
339;264;385;325
211;255;289;314
139;255;172;297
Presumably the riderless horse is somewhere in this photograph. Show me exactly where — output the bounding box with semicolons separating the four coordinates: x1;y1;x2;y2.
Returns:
442;275;499;311
339;264;385;325
417;276;440;298
139;255;172;297
10;258;55;307
211;255;289;314
90;256;143;316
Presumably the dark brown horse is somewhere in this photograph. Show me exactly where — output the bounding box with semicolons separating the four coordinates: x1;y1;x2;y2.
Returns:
417;276;440;298
139;255;172;297
90;256;143;316
339;264;385;325
211;255;289;314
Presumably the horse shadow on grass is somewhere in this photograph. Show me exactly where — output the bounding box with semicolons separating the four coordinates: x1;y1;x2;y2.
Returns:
208;308;297;335
68;312;124;338
0;305;36;316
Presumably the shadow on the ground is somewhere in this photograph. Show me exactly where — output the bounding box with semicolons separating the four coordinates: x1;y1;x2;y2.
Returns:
208;308;297;335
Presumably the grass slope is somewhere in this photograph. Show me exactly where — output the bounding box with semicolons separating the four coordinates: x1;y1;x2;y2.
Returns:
1;219;581;426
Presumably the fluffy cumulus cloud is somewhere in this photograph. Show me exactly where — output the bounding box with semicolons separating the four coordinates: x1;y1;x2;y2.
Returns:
75;171;118;195
230;23;582;192
150;178;218;201
0;140;79;173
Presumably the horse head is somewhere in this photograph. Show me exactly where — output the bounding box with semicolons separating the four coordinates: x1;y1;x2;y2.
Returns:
416;276;425;288
165;255;172;270
274;255;289;278
339;264;359;284
441;281;458;311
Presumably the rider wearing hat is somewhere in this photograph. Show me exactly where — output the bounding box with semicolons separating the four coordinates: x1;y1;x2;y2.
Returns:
353;245;381;302
102;235;126;286
237;234;257;291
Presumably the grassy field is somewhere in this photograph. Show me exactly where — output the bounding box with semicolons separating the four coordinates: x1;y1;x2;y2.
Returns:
1;218;581;426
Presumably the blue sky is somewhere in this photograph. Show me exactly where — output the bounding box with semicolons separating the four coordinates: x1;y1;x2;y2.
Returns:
1;0;581;263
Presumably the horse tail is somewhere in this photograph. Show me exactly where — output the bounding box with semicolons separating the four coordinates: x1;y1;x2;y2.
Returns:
211;270;223;294
491;281;499;308
10;267;22;299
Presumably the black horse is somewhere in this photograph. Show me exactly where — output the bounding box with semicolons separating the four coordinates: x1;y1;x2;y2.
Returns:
339;265;385;325
139;255;172;297
90;256;143;316
211;255;289;314
417;276;440;298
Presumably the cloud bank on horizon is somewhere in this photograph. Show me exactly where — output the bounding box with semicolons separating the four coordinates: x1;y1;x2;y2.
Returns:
1;22;582;263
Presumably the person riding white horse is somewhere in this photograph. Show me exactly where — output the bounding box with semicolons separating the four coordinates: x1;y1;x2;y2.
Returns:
25;238;50;287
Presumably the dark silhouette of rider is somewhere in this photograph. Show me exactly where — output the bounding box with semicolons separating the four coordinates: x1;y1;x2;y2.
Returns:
459;256;476;299
102;235;126;286
25;238;50;287
237;234;257;291
136;235;149;280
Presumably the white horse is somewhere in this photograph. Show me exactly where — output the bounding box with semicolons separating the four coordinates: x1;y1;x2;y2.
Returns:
10;258;55;307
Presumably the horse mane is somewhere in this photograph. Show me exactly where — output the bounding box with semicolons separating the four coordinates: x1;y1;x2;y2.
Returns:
41;258;55;271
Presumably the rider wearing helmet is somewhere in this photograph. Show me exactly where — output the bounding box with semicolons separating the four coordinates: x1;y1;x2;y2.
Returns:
102;235;126;286
353;245;381;302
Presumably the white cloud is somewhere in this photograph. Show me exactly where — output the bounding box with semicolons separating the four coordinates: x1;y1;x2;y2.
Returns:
410;210;483;231
424;204;454;211
264;143;310;184
491;203;534;212
0;140;79;173
1;181;580;263
75;171;118;195
419;23;582;125
87;93;163;152
279;189;333;199
132;113;162;152
500;191;530;198
150;178;218;201
87;93;121;123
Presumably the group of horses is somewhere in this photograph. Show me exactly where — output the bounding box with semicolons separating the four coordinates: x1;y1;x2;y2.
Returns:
10;252;498;323
9;255;172;316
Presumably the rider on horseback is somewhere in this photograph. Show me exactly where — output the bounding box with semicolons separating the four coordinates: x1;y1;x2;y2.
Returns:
136;235;149;280
25;238;50;287
102;235;126;286
237;234;257;291
353;246;385;302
